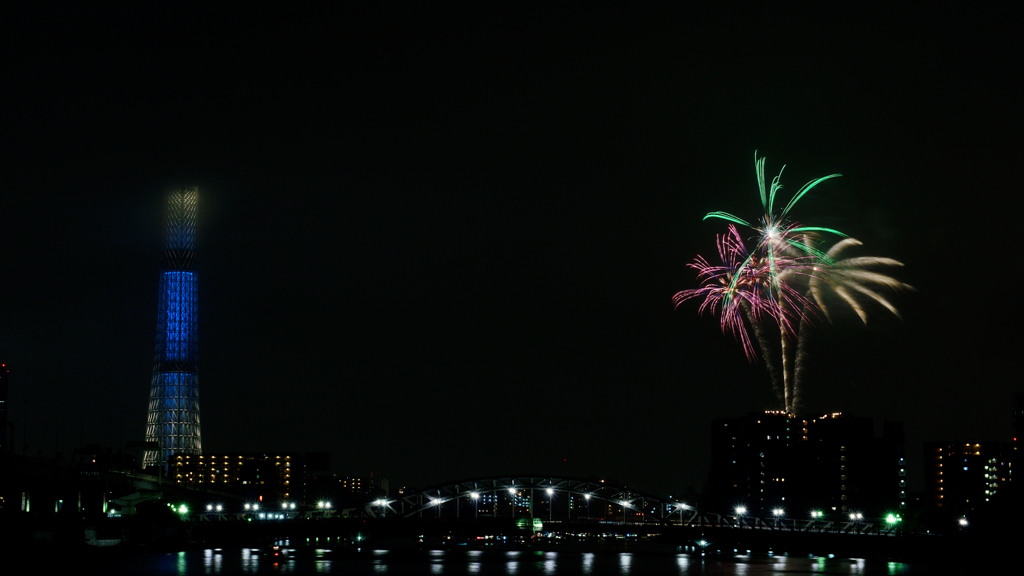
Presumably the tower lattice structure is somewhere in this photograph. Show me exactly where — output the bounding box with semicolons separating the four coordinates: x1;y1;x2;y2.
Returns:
144;188;201;469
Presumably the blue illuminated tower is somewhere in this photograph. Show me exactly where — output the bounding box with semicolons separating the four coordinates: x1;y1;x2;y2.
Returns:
144;189;201;469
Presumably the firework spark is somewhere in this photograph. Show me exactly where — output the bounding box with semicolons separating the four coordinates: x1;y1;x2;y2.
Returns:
704;152;847;261
676;154;910;414
807;238;912;324
673;225;815;361
788;237;913;410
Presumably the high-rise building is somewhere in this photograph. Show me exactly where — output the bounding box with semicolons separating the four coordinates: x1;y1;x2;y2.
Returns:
710;411;905;517
143;189;201;469
710;410;798;514
1013;392;1023;481
172;453;298;502
0;363;9;452
800;414;906;514
923;441;1012;514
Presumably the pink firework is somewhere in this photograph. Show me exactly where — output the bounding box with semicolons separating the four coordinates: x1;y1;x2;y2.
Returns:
673;225;815;361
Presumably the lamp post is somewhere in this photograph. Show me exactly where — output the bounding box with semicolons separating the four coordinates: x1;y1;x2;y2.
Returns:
677;503;689;525
316;500;331;518
470;492;479;519
885;512;901;533
735;506;746;528
546;488;554;521
810;509;823;532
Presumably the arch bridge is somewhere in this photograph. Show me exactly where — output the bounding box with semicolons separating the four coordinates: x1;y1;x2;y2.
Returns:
360;475;697;525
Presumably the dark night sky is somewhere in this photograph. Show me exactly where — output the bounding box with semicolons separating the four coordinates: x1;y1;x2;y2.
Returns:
3;4;1022;496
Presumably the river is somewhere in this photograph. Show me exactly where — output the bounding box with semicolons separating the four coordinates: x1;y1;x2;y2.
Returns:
73;546;965;575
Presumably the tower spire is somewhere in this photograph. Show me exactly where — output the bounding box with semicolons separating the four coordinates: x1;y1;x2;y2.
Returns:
144;188;201;469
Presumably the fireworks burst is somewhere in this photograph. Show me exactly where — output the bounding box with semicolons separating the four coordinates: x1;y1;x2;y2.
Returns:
673;224;815;361
704;152;847;261
676;154;911;413
806;238;911;325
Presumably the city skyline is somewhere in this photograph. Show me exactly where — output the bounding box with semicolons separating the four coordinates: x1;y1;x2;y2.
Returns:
3;4;1022;496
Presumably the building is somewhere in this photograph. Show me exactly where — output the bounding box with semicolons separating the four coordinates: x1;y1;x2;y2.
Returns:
710;411;905;517
710;410;798;515
1010;392;1024;506
800;413;906;514
171;453;306;504
144;189;201;469
923;441;1012;515
0;363;8;452
339;476;365;494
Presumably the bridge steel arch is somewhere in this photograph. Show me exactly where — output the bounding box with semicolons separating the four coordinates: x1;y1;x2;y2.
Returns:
361;475;698;524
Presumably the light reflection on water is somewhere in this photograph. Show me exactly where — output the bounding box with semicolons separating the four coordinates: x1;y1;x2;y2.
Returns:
95;548;952;575
542;551;557;575
724;553;741;573
582;552;594;575
467;550;483;575
677;553;690;574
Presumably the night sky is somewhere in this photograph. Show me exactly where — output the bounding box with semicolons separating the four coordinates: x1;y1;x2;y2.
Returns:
4;4;1022;497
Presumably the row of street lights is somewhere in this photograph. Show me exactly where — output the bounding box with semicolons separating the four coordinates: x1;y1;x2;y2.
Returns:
732;506;897;525
172;501;334;517
402;488;690;524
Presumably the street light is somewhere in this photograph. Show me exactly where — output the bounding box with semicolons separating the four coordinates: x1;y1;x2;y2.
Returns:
508;487;517;517
677;503;689;524
470;492;479;519
619;500;630;524
584;493;591;520
546;488;554;521
735;505;746;528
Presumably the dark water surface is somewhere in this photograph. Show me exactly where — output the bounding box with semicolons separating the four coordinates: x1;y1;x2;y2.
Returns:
78;547;963;575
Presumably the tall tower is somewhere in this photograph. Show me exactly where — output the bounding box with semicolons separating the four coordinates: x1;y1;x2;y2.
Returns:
144;189;201;469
